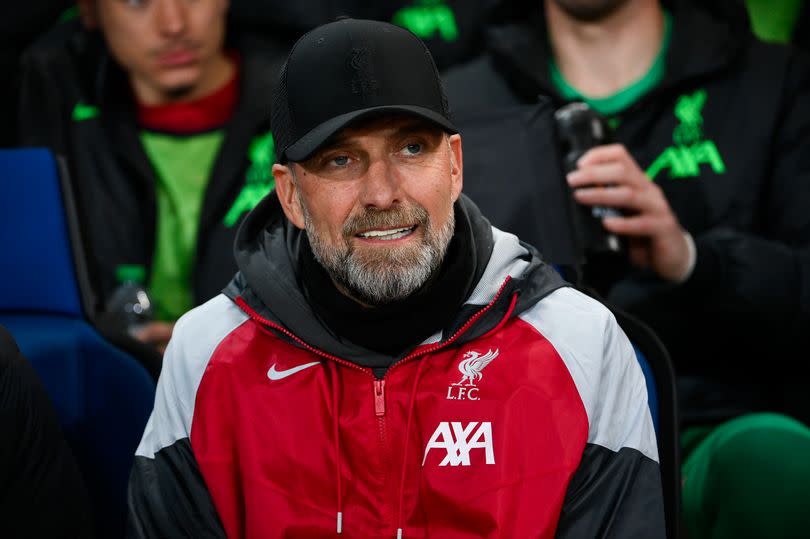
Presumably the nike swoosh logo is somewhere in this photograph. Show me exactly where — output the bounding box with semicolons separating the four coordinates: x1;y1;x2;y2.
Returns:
267;361;320;381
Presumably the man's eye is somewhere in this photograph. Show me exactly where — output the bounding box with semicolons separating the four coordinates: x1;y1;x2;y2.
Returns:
125;0;146;7
331;155;350;166
404;143;422;155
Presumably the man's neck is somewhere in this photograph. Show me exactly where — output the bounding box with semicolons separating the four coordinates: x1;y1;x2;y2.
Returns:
546;0;665;98
131;53;236;106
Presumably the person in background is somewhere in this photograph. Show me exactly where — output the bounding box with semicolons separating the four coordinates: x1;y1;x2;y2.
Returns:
16;0;287;352
127;18;664;538
744;0;807;48
0;325;93;538
442;1;810;537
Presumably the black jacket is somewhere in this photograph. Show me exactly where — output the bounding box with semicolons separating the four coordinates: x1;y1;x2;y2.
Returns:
443;0;810;424
0;325;93;538
17;27;288;316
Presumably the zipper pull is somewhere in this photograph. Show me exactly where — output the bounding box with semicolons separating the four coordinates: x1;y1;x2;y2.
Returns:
374;379;386;417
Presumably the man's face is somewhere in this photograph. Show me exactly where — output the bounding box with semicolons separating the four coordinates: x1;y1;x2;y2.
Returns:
275;116;463;306
549;0;632;21
82;0;229;101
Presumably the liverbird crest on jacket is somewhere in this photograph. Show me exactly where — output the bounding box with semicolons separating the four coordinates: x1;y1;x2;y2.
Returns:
454;349;499;386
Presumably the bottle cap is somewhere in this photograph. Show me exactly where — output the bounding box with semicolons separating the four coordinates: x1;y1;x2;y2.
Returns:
116;264;146;284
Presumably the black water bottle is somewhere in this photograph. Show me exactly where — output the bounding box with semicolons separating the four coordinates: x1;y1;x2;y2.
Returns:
554;102;624;257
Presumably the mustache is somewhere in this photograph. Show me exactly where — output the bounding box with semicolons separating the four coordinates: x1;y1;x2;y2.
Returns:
343;204;430;238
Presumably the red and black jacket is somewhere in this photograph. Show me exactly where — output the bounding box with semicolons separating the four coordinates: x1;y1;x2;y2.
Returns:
127;194;664;538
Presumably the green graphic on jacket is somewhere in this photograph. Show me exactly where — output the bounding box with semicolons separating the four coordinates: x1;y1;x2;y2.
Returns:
224;130;276;228
72;101;100;122
392;0;459;42
646;89;726;180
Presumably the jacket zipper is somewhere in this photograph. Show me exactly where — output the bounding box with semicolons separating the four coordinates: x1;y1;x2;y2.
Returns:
374;379;386;416
373;377;393;525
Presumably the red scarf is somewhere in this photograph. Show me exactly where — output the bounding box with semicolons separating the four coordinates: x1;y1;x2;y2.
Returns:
137;57;240;134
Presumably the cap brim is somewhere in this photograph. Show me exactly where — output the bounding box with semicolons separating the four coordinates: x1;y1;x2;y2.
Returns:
283;105;458;162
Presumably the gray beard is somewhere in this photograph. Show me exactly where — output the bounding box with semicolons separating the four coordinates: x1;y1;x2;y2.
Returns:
300;196;455;306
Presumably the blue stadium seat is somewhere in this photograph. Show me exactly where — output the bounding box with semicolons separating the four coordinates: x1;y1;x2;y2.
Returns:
635;345;660;434
0;148;156;538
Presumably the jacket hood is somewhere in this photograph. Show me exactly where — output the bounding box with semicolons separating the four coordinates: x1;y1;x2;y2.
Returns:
486;0;750;102
228;191;567;365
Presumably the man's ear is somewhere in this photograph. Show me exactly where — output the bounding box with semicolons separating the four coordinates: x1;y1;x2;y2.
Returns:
272;163;306;230
448;133;463;203
76;0;99;29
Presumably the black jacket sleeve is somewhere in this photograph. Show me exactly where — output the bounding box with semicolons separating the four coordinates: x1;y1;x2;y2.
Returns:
555;445;666;538
126;318;226;539
127;442;226;539
685;48;810;337
554;308;666;538
0;325;94;538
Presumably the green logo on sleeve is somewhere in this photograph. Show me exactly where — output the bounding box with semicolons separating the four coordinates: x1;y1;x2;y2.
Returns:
224;131;276;228
646;89;726;181
392;0;459;42
72;102;100;122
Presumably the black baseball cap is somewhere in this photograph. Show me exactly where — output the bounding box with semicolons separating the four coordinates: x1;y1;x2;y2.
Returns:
271;18;458;163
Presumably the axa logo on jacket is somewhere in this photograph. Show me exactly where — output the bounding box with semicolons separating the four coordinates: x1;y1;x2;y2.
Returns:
646;88;727;180
423;421;495;466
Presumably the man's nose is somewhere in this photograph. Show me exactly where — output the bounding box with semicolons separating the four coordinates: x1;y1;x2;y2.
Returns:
155;0;188;37
359;158;403;210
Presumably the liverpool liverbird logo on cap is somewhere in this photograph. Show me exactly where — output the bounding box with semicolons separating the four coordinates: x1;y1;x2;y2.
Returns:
453;349;499;387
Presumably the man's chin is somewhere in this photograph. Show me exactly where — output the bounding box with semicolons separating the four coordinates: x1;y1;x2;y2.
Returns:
161;83;197;101
338;263;432;306
153;68;203;101
351;242;423;268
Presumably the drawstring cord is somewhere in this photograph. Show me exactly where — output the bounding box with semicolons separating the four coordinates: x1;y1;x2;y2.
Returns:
395;357;429;539
327;361;344;534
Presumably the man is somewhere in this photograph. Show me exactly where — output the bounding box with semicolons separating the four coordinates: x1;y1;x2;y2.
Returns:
745;0;807;47
16;0;285;351
127;18;664;538
443;1;810;537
